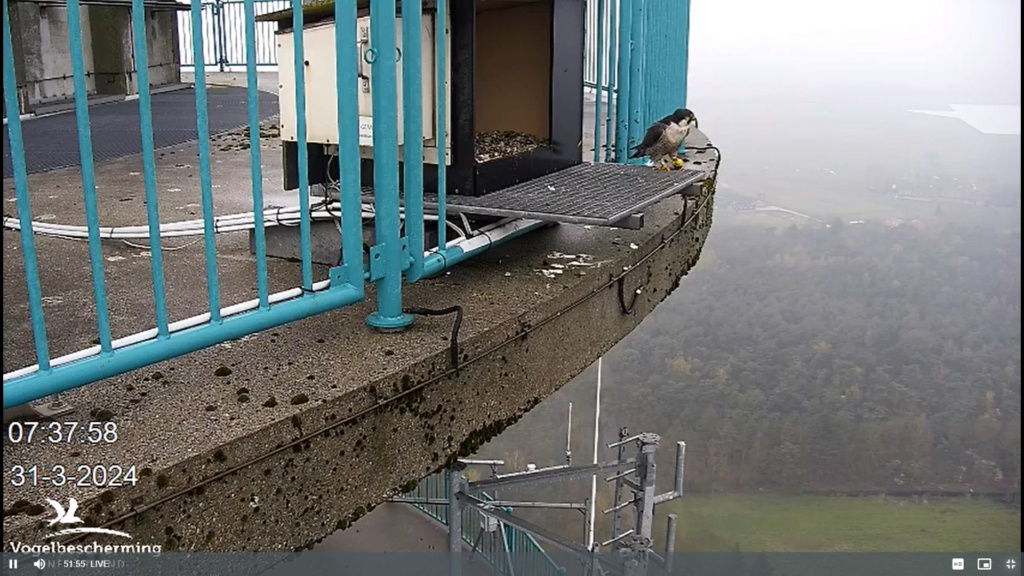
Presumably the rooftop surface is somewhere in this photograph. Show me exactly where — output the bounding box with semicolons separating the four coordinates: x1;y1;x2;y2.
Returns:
2;77;718;550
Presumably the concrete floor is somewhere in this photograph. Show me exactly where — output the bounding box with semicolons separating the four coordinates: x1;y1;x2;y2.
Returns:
2;70;717;552
181;70;282;96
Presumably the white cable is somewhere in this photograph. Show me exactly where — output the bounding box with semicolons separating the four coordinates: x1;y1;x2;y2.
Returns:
3;203;468;241
2;217;540;382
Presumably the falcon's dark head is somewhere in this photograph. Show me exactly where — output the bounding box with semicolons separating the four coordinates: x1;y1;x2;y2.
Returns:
669;108;697;128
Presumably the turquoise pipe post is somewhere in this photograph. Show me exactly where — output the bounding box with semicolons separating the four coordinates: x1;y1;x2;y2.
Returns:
366;0;412;330
67;0;112;351
403;0;426;282
3;0;50;370
131;0;170;336
420;221;547;278
678;0;690;153
335;0;365;290
435;0;447;251
243;0;269;307
191;0;221;320
641;0;690;153
613;0;632;162
291;0;313;290
626;0;645;164
604;0;618;161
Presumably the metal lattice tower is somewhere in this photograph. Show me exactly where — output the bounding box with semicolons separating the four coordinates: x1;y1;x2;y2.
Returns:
395;430;687;576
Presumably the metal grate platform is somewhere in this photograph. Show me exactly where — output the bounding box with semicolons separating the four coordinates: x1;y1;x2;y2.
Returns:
424;163;705;228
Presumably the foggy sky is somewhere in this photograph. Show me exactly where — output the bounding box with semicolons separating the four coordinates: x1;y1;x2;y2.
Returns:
684;0;1022;202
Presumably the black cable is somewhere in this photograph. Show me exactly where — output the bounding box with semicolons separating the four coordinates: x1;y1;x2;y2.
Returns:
617;276;640;315
322;155;340;218
404;305;464;371
616;143;720;316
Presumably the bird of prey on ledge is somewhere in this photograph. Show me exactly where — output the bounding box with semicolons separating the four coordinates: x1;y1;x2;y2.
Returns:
629;108;698;171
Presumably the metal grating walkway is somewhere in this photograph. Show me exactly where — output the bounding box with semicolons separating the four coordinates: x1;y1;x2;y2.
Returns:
424;163;705;228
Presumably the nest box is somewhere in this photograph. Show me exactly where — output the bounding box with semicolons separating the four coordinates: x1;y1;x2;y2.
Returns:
263;0;584;198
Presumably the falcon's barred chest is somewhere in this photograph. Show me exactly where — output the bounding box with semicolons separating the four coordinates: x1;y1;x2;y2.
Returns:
649;122;689;159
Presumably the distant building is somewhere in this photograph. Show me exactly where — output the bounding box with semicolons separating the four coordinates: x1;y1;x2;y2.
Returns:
5;0;185;115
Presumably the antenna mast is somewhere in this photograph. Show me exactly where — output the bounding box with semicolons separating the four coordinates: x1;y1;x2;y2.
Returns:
587;357;603;553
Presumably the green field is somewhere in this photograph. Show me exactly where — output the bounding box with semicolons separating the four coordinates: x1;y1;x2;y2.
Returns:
654;494;1021;553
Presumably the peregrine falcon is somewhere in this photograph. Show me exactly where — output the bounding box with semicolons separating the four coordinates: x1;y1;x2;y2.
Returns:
629;108;697;170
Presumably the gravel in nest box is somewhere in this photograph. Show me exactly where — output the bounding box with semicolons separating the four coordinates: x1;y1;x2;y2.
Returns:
475;131;548;163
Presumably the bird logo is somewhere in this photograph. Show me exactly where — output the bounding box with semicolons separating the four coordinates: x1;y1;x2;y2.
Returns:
46;498;84;526
42;498;132;539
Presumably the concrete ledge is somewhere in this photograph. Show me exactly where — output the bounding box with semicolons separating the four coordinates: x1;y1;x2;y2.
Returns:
30;94;125;116
25;83;192;118
2;128;718;551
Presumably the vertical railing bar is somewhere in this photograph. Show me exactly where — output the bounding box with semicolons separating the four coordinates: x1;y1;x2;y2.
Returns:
178;12;189;66
680;0;691;109
403;0;425;280
335;0;363;289
612;0;631;162
291;0;313;290
201;5;210;64
243;0;269;307
604;0;617;161
213;3;220;66
131;0;171;336
365;0;409;329
625;0;644;162
217;0;228;71
224;4;233;66
211;0;219;68
232;4;241;65
236;6;245;65
435;0;447;251
3;0;51;370
591;0;605;163
191;0;221;320
66;0;113;352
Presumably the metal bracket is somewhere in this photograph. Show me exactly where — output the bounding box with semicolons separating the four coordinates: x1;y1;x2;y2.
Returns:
3;396;75;425
367;237;409;282
610;213;644;230
327;264;351;288
358;25;371;93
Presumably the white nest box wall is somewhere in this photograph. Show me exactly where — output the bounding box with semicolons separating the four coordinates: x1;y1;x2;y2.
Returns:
277;13;451;164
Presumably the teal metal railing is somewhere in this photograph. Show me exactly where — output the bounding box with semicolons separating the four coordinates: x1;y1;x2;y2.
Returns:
403;470;565;576
1;0;433;407
2;0;689;409
178;0;288;70
585;0;692;162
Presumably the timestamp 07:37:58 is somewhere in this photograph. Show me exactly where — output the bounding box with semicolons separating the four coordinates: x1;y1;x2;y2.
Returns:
6;421;119;445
